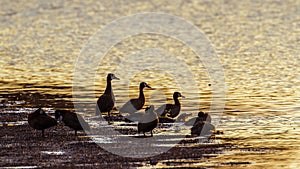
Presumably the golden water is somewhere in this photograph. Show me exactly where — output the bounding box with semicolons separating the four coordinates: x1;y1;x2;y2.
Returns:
0;0;299;168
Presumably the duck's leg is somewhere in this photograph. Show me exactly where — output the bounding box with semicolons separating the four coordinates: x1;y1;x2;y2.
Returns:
151;130;153;137
143;132;146;137
108;110;113;124
42;130;45;137
75;130;77;136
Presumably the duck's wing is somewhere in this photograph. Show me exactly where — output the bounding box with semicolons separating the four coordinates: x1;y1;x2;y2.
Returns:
167;105;180;118
156;104;174;117
61;112;81;130
191;121;215;136
138;118;158;133
76;113;91;131
39;115;58;129
97;93;114;114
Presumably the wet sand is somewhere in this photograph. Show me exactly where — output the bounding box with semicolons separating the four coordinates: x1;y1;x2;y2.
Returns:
0;111;229;168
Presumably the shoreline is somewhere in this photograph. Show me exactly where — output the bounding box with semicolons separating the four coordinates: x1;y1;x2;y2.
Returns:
0;110;229;168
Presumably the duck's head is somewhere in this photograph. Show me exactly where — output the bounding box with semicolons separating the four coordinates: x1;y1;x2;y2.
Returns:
140;82;151;89
35;108;45;115
173;92;185;99
107;73;120;81
198;111;205;117
54;110;63;121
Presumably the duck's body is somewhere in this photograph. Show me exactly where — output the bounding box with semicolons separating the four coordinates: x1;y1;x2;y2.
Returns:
156;92;184;118
28;108;57;137
96;73;119;122
55;110;90;136
137;105;159;137
120;82;151;115
191;121;215;136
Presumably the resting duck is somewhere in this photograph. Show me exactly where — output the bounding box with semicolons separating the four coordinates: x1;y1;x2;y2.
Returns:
119;82;151;115
137;105;159;137
96;73;119;122
156;92;184;118
28;108;57;137
55;110;90;136
190;112;214;136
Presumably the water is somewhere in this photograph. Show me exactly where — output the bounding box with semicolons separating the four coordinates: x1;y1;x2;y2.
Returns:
0;0;299;168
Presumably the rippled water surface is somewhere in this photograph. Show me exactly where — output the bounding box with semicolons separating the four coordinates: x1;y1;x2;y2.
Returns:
0;0;299;168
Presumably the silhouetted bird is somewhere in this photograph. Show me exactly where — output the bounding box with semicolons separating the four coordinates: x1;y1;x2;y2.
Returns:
96;73;119;123
137;105;159;137
190;112;214;136
156;92;184;118
120;82;151;116
28;108;57;137
55;110;90;136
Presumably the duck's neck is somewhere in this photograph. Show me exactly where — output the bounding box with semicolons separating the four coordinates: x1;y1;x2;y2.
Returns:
139;87;145;100
174;97;180;106
104;79;112;94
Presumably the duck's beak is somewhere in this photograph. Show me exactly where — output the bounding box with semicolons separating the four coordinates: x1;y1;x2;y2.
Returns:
181;95;185;98
113;76;120;80
146;84;151;88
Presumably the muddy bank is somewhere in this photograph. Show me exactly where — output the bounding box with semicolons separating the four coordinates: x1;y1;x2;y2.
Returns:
0;112;229;168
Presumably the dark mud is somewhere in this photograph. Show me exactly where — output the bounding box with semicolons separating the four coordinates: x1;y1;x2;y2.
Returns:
0;111;230;168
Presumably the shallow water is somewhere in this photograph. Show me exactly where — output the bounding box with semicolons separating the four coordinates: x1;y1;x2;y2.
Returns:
1;0;299;168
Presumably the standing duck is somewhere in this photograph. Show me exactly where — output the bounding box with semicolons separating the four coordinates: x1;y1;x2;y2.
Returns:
28;108;57;137
156;92;184;118
55;110;90;136
96;73;119;122
119;82;151;115
137;105;159;137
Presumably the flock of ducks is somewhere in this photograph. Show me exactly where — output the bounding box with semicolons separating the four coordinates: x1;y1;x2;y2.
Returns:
28;73;214;137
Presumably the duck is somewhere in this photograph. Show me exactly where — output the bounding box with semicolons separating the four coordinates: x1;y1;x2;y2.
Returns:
190;112;214;136
156;92;184;118
55;110;90;136
137;105;159;137
119;82;151;116
28;108;57;137
96;73;119;122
